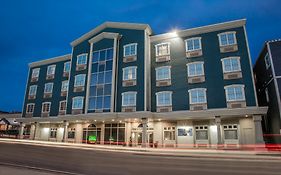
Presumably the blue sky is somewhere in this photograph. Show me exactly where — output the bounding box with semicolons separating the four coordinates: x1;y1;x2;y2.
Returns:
0;0;280;112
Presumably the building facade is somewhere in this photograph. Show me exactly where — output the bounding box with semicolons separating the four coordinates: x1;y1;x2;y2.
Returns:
254;40;281;144
18;19;267;148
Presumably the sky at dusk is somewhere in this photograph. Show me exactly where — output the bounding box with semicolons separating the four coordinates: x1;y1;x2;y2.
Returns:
0;0;280;112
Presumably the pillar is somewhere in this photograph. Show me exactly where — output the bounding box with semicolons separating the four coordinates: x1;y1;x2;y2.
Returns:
29;123;36;140
141;118;148;147
253;115;265;145
62;121;69;142
34;122;40;140
19;122;25;139
215;116;223;146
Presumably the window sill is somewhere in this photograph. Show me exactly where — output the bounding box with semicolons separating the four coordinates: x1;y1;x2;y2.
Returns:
63;72;69;77
156;55;170;62
220;44;238;53
28;95;36;100
76;64;87;71
123;55;137;63
44;93;52;98
226;101;246;108
61;91;68;96
156;106;172;112
122;106;136;112
190;103;207;111
186;50;203;58
188;76;205;84
41;113;50;117
59;111;66;115
156;79;171;87
74;86;85;92
223;71;242;80
46;74;55;80
72;109;83;115
122;80;136;87
31;77;38;82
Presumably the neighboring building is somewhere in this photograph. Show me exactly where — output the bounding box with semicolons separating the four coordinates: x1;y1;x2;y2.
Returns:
254;39;281;144
17;19;267;148
0;112;21;138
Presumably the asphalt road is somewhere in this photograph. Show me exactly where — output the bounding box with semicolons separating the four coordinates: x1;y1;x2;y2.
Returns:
0;142;280;175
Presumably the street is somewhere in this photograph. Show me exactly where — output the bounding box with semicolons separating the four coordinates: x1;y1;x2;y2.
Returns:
0;142;280;175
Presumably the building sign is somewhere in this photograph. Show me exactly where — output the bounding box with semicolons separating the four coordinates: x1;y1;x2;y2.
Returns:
178;128;193;136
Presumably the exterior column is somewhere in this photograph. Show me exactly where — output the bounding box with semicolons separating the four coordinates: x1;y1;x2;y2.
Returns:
29;123;36;140
215;116;223;146
34;122;40;140
62;121;69;142
253;115;265;145
19;122;25;139
141;118;148;147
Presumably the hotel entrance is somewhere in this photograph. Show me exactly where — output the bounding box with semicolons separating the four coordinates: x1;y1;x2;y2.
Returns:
131;124;154;147
83;124;101;144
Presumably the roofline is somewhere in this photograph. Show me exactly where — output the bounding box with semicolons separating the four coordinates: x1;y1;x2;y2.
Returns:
150;19;246;42
29;54;71;68
71;22;153;47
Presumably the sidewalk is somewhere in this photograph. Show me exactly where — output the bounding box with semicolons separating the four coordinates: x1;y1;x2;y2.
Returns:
0;138;280;160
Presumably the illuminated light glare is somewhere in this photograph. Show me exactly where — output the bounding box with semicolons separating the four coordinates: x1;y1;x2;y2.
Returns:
119;120;122;123
102;121;105;123
158;119;161;121
94;120;97;122
245;115;248;118
169;29;179;37
112;119;115;122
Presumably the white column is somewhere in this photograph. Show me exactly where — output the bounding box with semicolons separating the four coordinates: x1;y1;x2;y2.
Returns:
75;123;83;143
253;115;265;145
62;121;69;142
19;122;25;139
29;123;36;140
141;118;148;147
215;116;222;145
34;122;40;140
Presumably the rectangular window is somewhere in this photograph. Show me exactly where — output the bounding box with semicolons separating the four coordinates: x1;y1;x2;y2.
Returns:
156;91;172;106
122;92;137;106
155;43;170;56
218;32;237;46
124;43;137;57
225;85;245;101
221;57;241;73
47;65;56;75
156;66;171;80
123;67;137;80
59;101;67;111
264;53;271;69
50;128;57;138
42;102;51;113
74;74;86;87
224;125;238;140
189;88;207;104
31;68;40;78
29;85;37;95
77;54;87;65
64;62;71;72
72;97;84;109
61;81;69;92
44;83;53;93
187;62;204;77
163;126;176;141
26;104;35;113
68;128;75;139
195;126;208;140
185;37;202;51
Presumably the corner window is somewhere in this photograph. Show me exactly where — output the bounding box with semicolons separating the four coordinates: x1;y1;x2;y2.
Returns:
26;103;35;113
124;43;137;57
264;53;271;69
77;54;88;65
224;85;245;102
221;57;241;73
218;32;237;46
155;43;170;56
122;92;137;106
59;101;67;111
123;66;137;80
44;83;53;93
61;81;69;92
29;85;37;95
74;74;86;87
42;102;51;113
156;91;172;106
185;37;202;51
156;66;171;80
47;65;56;75
72;97;84;109
31;68;40;78
163;126;176;141
188;88;207;104
187;62;204;77
64;61;71;72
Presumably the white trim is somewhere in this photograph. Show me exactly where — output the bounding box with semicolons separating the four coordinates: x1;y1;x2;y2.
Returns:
31;68;40;78
155;42;170;56
122;66;137;81
188;88;207;104
224;84;245;102
65;47;74;114
61;80;69;92
217;31;237;47
29;85;37;95
22;67;31;117
155;66;171;80
156;91;173;107
42;102;51;113
186;61;205;77
76;53;88;65
221;57;241;73
47;65;56;76
121;91;137;107
26;103;35;114
72;96;84;110
113;38;119;112
63;61;71;73
185;37;202;52
59;100;67;112
85;44;93;114
44;83;53;93
74;74;86;87
123;43;138;57
29;54;71;68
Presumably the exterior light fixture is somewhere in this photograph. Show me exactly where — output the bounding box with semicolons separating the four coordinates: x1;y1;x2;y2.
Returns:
112;119;115;122
245;115;248;118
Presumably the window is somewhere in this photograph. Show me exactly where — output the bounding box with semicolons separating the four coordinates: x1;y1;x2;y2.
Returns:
224;125;238;140
47;65;56;75
72;97;84;109
77;54;87;65
42;102;51;113
50;128;57;138
156;66;171;80
44;83;53;93
64;62;71;72
124;43;137;57
74;74;86;87
155;43;170;56
218;32;237;46
68;128;75;139
122;92;137;106
224;85;245;102
264;53;271;69
195;126;208;140
188;88;207;104
29;85;37;95
221;57;241;73
26;103;35;113
163;126;176;141
185;37;202;51
59;101;66;111
123;66;137;81
187;62;204;77
61;81;69;92
156;91;172;106
31;68;40;78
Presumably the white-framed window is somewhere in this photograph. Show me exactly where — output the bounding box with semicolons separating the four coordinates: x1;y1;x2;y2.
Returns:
218;31;237;46
156;91;172;106
185;37;202;52
221;57;241;73
265;87;269;103
155;43;170;56
64;61;71;72
186;62;204;77
61;80;69;92
31;68;40;78
123;66;137;81
122;92;137;106
47;65;56;75
77;54;88;65
188;88;207;104
163;126;176;141
264;53;271;69
29;85;37;96
26;103;35;113
42;102;51;113
50;128;57;138
195;125;208;140
44;83;53;93
74;74;86;87
224;84;245;102
124;43;137;57
72;96;84;109
59;100;67;111
223;124;238;140
155;66;171;80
